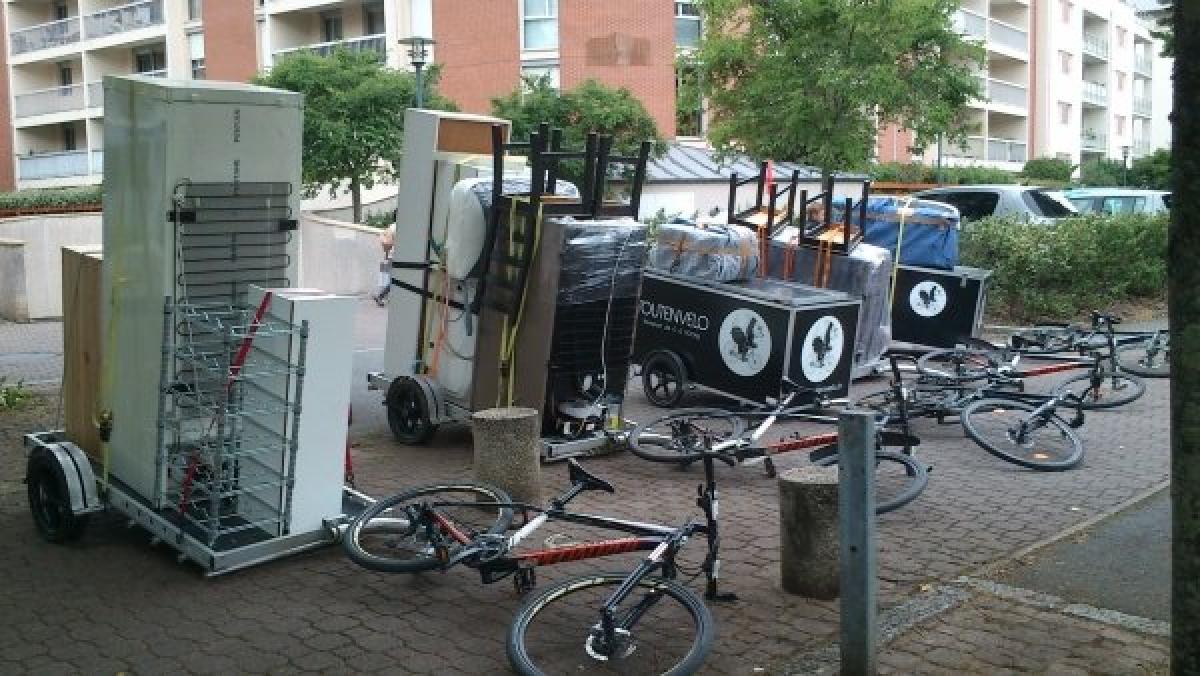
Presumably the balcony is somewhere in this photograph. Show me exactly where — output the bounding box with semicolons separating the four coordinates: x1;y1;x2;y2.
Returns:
946;135;986;160
1133;139;1152;157
14;85;85;118
986;138;1027;163
1083;33;1109;60
1082;81;1108;107
988;19;1028;55
1081;131;1108;152
954;9;987;40
86;70;166;108
17;149;103;181
84;0;165;41
1135;55;1153;77
9;17;81;55
1133;96;1152;117
273;34;387;61
983;77;1027;110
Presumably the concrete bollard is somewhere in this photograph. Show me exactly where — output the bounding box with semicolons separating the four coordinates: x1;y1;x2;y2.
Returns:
472;407;542;505
779;464;841;599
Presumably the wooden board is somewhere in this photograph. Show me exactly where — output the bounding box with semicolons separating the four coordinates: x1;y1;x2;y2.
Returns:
62;247;103;460
437;118;504;155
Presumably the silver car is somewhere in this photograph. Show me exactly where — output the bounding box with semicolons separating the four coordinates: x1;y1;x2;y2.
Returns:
913;185;1078;223
1059;188;1171;215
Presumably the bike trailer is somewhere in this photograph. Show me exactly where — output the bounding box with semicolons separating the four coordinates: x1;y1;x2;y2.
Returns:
891;264;992;348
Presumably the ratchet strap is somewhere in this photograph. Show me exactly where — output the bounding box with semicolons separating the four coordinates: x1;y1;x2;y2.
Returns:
496;196;544;407
887;197;916;312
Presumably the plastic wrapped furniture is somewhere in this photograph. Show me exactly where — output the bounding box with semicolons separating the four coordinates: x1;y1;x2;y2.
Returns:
647;222;760;282
846;196;961;271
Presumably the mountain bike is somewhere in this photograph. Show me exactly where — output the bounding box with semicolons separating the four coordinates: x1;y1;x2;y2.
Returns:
343;456;741;674
1117;329;1170;378
627;374;929;514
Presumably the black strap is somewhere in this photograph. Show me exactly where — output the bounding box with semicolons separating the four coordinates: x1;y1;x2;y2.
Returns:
391;261;432;270
391;279;467;311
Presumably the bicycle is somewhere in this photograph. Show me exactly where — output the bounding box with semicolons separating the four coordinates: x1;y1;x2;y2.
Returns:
343;456;740;674
854;355;1087;471
1117;329;1170;378
627;375;930;514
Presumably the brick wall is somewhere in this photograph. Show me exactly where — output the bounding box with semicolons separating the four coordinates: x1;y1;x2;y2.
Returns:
204;0;258;83
877;124;914;163
559;0;677;137
433;1;521;114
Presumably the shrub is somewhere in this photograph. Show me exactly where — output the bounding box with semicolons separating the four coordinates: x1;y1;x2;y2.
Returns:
1078;159;1124;186
0;186;103;211
0;378;31;410
868;162;1018;185
960;213;1167;322
1021;157;1075;182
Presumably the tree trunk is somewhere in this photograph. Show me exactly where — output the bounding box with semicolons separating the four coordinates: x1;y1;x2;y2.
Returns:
351;175;363;224
1171;3;1199;673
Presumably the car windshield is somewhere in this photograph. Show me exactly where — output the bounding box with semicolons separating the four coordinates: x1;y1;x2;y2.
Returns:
1023;190;1077;218
1068;197;1096;214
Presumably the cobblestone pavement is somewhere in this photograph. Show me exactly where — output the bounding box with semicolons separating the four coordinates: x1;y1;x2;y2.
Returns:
0;310;1172;674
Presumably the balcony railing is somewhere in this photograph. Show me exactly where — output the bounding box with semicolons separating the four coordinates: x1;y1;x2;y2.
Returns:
954;9;987;40
86;70;165;107
1081;131;1108;151
988;19;1028;54
1135;55;1153;76
984;77;1027;109
1133;96;1152;116
84;0;165;40
1082;81;1108;106
946;136;986;160
1082;33;1109;60
17;149;102;180
13;84;85;118
273;34;386;61
986;138;1027;163
91;149;104;174
9;17;81;55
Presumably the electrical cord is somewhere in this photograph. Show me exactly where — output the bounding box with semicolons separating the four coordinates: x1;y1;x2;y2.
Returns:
590;226;638;407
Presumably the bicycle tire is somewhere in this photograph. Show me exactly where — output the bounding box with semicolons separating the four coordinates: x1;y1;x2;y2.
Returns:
812;450;928;514
1054;370;1145;410
642;351;688;408
916;348;998;384
343;481;513;573
961;398;1084;470
507;573;714;676
1117;341;1170;378
628;409;746;464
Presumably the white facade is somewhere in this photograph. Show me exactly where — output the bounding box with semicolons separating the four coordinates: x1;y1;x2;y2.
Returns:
256;0;426;72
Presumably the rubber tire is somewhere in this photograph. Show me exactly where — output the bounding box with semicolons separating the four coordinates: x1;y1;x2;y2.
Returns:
916;348;998;384
507;573;715;676
628;409;746;464
961;398;1084;471
812;450;928;514
26;451;88;543
1117;343;1170;378
641;351;688;408
1054;371;1145;410
386;377;437;445
342;481;513;573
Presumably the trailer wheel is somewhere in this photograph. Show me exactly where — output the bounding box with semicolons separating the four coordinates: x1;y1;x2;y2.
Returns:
641;351;687;408
26;449;88;543
386;377;437;445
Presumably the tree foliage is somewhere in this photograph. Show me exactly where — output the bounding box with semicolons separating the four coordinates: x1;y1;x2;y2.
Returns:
491;76;665;181
1022;157;1075;182
256;49;456;222
1129;149;1173;189
1078;159;1126;187
685;0;984;177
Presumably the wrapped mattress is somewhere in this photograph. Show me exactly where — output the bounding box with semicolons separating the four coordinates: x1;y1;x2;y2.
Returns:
647;222;759;282
766;231;892;375
558;217;648;305
839;196;960;270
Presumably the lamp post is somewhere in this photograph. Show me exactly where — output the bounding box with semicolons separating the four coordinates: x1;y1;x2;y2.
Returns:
398;36;436;108
1121;145;1130;187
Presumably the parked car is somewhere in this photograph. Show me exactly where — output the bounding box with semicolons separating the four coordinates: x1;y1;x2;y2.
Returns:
912;185;1078;223
1058;188;1171;215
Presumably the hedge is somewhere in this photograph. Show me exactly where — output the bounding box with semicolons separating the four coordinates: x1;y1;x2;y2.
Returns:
0;186;103;212
869;162;1019;185
960;213;1167;322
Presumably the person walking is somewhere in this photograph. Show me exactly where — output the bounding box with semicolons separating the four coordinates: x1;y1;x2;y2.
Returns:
372;221;396;307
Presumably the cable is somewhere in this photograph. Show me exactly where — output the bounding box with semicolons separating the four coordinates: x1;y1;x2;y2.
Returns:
590;226;638;406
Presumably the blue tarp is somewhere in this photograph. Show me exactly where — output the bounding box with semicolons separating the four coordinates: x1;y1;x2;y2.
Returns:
840;196;960;270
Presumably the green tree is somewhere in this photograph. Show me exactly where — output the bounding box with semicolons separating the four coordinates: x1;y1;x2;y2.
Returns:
1021;157;1075;182
256;49;456;223
1129;148;1172;189
491;77;665;184
1078;159;1125;186
685;0;984;180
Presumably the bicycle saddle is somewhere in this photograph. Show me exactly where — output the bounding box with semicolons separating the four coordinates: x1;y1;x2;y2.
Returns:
567;459;615;494
1091;310;1122;325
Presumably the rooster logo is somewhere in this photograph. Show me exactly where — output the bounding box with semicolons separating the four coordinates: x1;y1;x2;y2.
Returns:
719;309;771;377
802;316;844;383
910;281;948;318
811;320;836;367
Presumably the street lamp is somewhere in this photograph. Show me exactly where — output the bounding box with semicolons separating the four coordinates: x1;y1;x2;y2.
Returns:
1121;145;1130;186
398;36;436;108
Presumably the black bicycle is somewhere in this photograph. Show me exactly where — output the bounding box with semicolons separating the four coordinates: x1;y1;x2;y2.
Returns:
1117;329;1170;378
628;376;929;514
343;455;746;674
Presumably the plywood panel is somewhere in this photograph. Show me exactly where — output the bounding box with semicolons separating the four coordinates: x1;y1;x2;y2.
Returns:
62;247;103;459
437;118;502;155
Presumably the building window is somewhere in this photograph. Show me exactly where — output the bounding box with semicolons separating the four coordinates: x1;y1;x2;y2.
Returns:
58;62;73;87
521;63;560;89
522;0;558;50
62;123;76;152
1059;51;1072;74
134;47;166;73
364;1;385;35
1116;115;1126;136
321;11;344;43
53;0;68;20
188;0;202;21
1117;71;1126;91
189;33;205;79
1060;0;1071;23
1059;101;1072;124
675;1;701;48
1117;27;1126;47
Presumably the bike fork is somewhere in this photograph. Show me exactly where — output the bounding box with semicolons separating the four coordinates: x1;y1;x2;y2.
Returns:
700;456;737;602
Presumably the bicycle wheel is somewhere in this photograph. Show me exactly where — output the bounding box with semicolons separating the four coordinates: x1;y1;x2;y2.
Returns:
811;450;928;514
628;409;746;464
642;351;688;408
508;573;714;676
961;398;1083;470
916;348;998;384
1118;339;1170;378
1054;370;1145;410
1009;326;1079;355
343;482;513;573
